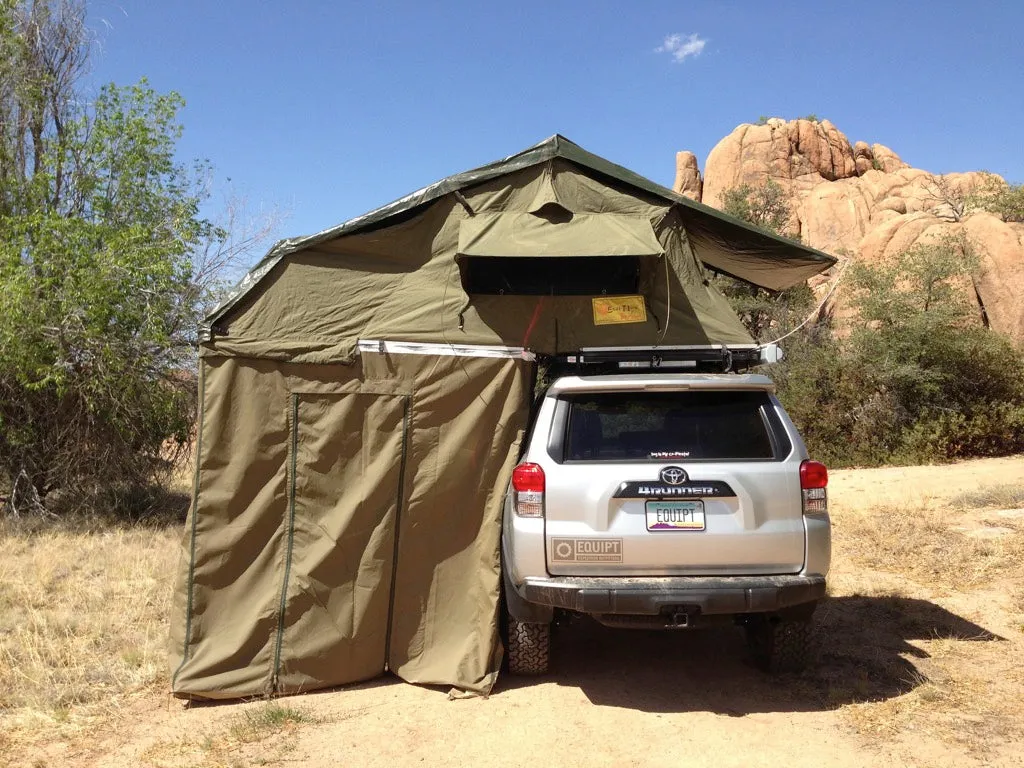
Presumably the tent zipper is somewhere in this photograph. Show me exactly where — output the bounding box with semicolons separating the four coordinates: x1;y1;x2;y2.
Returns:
271;394;300;691
383;396;412;671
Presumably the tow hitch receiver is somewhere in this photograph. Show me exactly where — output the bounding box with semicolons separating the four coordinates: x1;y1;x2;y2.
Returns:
667;611;690;628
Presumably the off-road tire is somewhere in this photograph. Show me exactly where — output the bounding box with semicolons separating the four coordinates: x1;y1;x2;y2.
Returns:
745;619;813;674
506;618;551;675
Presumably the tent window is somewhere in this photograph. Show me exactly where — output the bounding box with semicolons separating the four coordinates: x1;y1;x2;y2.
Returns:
460;256;640;296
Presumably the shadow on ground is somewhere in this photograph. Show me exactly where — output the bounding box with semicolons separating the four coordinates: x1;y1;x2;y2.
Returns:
1;484;191;531
496;594;1002;715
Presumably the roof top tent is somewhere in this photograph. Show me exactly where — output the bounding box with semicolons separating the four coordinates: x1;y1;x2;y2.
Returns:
170;135;835;701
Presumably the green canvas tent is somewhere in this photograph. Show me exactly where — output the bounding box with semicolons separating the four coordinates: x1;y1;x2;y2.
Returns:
170;135;835;699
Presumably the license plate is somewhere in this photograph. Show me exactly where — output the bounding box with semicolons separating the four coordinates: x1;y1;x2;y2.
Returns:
645;500;705;531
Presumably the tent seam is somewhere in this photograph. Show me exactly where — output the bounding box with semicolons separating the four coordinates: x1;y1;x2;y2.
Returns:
171;360;205;690
271;393;300;691
383;396;412;671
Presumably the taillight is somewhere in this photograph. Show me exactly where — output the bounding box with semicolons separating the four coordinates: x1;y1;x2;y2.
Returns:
512;462;545;517
800;460;828;515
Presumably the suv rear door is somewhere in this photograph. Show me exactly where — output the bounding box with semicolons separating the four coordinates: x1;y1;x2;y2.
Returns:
539;377;806;577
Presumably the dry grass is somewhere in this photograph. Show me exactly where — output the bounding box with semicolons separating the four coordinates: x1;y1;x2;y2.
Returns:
952;482;1024;510
227;701;317;743
832;500;1024;590
842;636;1024;751
822;471;1024;754
0;516;180;754
2;458;1023;766
133;701;319;768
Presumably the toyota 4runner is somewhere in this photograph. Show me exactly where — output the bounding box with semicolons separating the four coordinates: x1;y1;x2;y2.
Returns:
501;372;830;675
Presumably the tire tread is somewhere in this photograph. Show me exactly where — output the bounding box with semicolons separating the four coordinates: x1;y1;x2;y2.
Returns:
747;619;813;674
507;619;550;676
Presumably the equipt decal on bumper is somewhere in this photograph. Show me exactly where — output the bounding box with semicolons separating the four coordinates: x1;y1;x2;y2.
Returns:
550;538;623;562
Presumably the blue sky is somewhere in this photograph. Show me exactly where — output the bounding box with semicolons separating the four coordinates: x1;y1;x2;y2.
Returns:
85;0;1024;242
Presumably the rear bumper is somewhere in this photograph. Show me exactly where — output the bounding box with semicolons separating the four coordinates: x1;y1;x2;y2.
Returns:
518;574;826;616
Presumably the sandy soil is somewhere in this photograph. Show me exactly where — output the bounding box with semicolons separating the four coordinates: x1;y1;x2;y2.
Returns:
830;454;1024;507
15;456;1024;768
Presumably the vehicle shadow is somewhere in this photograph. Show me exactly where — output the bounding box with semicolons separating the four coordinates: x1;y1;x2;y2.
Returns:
496;594;1003;715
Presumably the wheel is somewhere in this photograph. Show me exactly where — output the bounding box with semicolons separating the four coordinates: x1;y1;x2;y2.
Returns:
745;619;813;673
506;618;551;676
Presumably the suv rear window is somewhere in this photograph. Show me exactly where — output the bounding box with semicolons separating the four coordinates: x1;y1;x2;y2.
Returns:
563;391;780;461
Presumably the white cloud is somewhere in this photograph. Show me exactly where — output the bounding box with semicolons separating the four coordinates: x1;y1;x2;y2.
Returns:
655;33;707;63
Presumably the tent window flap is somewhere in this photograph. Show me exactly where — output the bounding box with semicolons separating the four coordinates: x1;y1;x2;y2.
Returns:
456;212;664;259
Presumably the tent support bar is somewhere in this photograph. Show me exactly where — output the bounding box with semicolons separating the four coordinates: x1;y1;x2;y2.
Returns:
453;190;474;216
358;339;537;361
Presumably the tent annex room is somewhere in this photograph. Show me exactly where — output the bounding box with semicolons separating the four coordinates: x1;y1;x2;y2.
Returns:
169;135;835;699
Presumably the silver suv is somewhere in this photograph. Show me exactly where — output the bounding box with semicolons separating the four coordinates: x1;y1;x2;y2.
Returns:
501;373;830;675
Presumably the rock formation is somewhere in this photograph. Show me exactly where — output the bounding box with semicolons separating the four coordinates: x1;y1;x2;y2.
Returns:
673;151;703;200
679;118;1024;341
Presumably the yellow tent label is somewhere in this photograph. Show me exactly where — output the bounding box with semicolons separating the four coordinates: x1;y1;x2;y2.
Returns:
592;296;648;325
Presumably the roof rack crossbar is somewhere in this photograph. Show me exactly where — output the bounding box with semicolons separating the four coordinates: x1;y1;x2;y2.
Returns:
545;343;781;373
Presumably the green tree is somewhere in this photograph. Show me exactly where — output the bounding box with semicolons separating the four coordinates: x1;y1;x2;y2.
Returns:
987;183;1024;222
714;180;815;341
968;172;1024;223
721;179;793;235
845;237;1024;460
0;81;215;513
775;235;1024;466
0;1;263;515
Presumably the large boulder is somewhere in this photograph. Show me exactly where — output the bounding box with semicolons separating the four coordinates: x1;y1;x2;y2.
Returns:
673;151;703;200
872;143;909;173
856;213;1024;342
674;118;1023;342
701;118;860;210
853;141;875;176
967;216;1024;341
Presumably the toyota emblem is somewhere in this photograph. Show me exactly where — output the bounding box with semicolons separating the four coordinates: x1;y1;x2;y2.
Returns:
660;466;688;485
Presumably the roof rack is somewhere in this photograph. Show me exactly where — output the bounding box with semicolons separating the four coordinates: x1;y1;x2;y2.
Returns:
548;343;782;373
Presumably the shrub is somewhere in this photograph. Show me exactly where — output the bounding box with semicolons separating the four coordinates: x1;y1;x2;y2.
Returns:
0;4;234;516
969;173;1024;223
773;237;1024;466
715;180;813;340
988;183;1024;222
720;179;794;237
0;84;207;515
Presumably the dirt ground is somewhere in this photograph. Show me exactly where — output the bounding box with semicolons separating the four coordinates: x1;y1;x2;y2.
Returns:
7;456;1024;768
